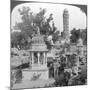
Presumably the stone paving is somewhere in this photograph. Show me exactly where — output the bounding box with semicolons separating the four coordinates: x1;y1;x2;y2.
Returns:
12;78;55;89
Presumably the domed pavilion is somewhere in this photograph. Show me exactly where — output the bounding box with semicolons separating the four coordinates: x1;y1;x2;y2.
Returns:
22;28;49;81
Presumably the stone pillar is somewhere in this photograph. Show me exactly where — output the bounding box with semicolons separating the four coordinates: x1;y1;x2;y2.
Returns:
43;52;46;64
32;52;34;65
37;52;40;64
80;46;83;56
66;55;67;63
54;68;56;78
77;56;80;67
46;53;47;65
75;55;80;75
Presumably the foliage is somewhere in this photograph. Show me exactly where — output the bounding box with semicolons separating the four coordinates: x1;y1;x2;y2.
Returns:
70;28;87;45
69;70;87;85
70;28;80;43
11;32;30;49
12;7;60;49
54;71;70;86
11;32;22;48
81;29;87;45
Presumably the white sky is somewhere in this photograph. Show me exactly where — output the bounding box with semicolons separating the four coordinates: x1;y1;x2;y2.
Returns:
11;3;86;32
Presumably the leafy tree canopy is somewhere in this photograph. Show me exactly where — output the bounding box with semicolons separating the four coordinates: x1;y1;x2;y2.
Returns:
70;28;80;43
70;28;87;45
12;7;60;49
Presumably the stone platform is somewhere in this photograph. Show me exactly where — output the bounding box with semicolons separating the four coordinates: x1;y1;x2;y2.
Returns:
22;67;49;81
12;78;55;89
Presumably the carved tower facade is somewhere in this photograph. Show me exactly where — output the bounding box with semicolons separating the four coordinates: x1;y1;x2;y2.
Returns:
63;9;69;40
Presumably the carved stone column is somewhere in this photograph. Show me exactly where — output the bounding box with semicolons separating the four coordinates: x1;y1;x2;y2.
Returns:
43;52;46;64
66;55;67;64
38;52;40;64
45;53;47;65
32;52;34;65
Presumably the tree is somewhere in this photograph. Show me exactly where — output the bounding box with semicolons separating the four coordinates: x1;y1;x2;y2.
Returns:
81;29;87;45
70;28;80;43
11;31;31;49
54;70;71;86
11;32;22;48
12;7;60;49
70;28;87;45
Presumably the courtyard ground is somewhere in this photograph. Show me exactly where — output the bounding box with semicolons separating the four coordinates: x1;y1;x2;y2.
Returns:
12;78;55;89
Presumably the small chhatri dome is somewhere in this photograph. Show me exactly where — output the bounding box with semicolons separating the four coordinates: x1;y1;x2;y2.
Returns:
32;34;45;44
29;33;48;52
77;38;83;46
31;26;45;45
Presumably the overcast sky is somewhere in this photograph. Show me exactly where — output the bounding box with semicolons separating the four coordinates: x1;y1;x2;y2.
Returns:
11;2;86;32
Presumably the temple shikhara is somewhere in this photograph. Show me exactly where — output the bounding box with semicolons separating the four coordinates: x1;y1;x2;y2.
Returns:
63;9;69;40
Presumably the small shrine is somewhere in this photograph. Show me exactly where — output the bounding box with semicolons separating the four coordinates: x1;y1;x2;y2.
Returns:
22;27;49;81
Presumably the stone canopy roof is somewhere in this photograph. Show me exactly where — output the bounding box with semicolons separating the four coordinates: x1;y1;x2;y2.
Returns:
28;34;48;52
32;34;45;44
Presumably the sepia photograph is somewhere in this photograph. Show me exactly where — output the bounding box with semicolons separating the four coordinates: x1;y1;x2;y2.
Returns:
11;0;87;89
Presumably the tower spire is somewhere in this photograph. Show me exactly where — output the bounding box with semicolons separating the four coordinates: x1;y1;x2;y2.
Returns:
63;9;69;39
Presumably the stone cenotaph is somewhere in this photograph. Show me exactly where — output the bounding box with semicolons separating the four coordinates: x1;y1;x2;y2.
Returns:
22;27;49;81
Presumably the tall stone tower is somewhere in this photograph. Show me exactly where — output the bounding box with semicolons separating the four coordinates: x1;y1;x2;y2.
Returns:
63;9;69;40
